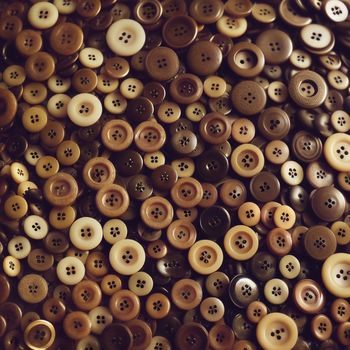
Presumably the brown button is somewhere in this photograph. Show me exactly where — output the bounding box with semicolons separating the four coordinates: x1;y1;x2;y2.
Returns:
63;311;91;340
171;278;202;310
143;82;166;105
292;131;323;163
219;179;247;208
229;274;259;308
293;279;326;314
171;177;203;208
76;0;102;18
134;0;162;25
225;0;252;17
151;164;178;192
231;80;266;115
171;130;197;154
18;274;48;304
311;314;333;341
109;289;140;321
42;297;66;323
15;29;42;56
44;231;69;254
134;121;166;153
40;120;65;148
311;186;346;222
199;112;231;145
258;107;291;140
0;89;17;128
145;293;171;320
0;302;22;331
187;40;223;76
189;0;224;24
82;157;116;190
100;274;122;296
104;56;130;79
175;323;208;350
145;46;180;81
162;15;198;49
331;298;350;323
228;42;265;78
96;184;129;218
303;225;337;260
279;0;312;27
126;97;154;123
170;73;203;105
72;280;102;311
72;68;97;93
306;161;334;188
267;228;292;256
167;219;197;250
0;275;10;304
127;175;153;201
256;29;293;64
140;196;174;229
101;323;133;350
246;300;268;324
43;172;78;206
0;315;6;337
208;324;235;350
114;150;143;176
27;248;54;272
25;51;55;82
250;171;280;202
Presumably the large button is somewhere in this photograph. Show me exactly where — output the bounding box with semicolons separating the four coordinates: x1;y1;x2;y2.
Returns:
170;73;203;105
288;70;328;108
231;80;266;115
293;279;325;314
187;40;223;76
101;119;133;152
256;313;298;350
28;2;59;29
199;206;231;239
101;323;133;350
250;171;280;202
106;19;146;56
292;131;323;163
324;133;350;172
310;186;346;222
72;281;102;311
304;225;337;261
229;274;259;308
162;15;198;49
258;107;290;140
24;320;55;350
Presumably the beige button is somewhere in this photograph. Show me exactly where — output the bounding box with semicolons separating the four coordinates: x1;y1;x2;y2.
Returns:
328;70;349;90
35;155;59;179
324;133;350;171
67;93;103;127
109;239;146;275
18;274;48;304
265;140;290;165
120;78;143;99
104;91;127;114
256;313;298;350
4;194;28;219
204;76;226;98
188;240;223;275
205;271;230;297
88;306;113;335
3;255;21;277
47;94;70;119
338;172;350;191
23;215;48;240
3;65;26;87
69;217;103;251
301;24;334;51
331;111;350;132
103;219;127;245
323;0;348;22
200;297;225;322
10;162;29;183
79;47;104;69
279;255;300;279
172;158;195;177
157;101;182;124
47;75;71;93
267;81;288;103
106;19;146;56
252;3;276;23
231;118;255;144
238;202;261;227
128;271;153;296
216;15;247;38
23;82;48;104
54;0;77;14
25;145;45;166
290;49;312;69
146;336;171;350
281;160;304;185
331;221;350;245
224;225;259;261
96;73;119;94
264;278;289;305
273;205;296;230
8;236;31;259
57;256;85;285
28;1;59;29
185;102;206;122
76;335;100;350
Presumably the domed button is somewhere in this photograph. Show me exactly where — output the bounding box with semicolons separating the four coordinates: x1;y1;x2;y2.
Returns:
25;51;55;82
27;248;54;272
200;206;231;239
104;56;130;79
258;107;291;140
279;254;301;279
162;15;198;49
175;323;208;350
205;271;230;298
170;73;203;105
24;320;55;350
311;314;333;341
256;29;293;64
127;175;153;201
229;274;259;308
250;171;280;202
151;165;178;192
256;313;298;350
292;131;323;163
250;251;277;282
101;323;133;350
311;186;346;222
126;96;154;123
324;133;350;172
288;70;328;108
134;121;166;153
171;177;203;208
293;279;325;314
330;298;350;323
196;149;229;182
264;278;289;305
187;40;223;76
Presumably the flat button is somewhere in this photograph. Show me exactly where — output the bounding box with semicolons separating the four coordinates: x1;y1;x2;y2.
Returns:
170;73;203;105
200;297;225;322
199;112;231;145
157;252;190;278
293;279;325;314
200;206;231;239
28;2;59;29
57;256;85;285
258;107;290;140
231;80;266;115
128;271;153;297
216;15;247;38
134;0;162;25
104;57;130;79
126;96;154;123
266;280;291;305
256;313;298;350
162;15;198;49
189;0;224;24
247;300;268;324
101;323;133;350
187;40;222;76
310;186;346;221
25;51;55;82
44;231;69;254
145;293;171;320
331;298;350;323
324;133;350;172
115;150;143;176
175;323;208;350
288;70;328;108
331;111;350;133
304;225;337;261
72;280;102;311
219;179;247;207
88;306;113;335
205;271;229;297
151;165;178;192
256;29;293;64
143;82;166;105
72;68;97;93
63;311;91;340
27;248;54;272
171;130;197;155
0;15;22;40
106;19;145;56
250;171;280;202
311;314;333;341
134;121;166;153
306;161;334;188
196;149;228;182
127;175;153;201
109;289;140;321
292;131;323;163
18;274;48;304
208;324;235;350
229;274;259;308
301;24;334;51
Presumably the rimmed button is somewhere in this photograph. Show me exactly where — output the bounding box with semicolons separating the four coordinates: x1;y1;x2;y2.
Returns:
324;133;350;171
104;57;130;79
72;281;102;311
292;131;323;163
172;279;201;312
175;323;208;350
229;274;259;308
219;179;247;207
82;157;116;190
279;0;312;27
127;175;153;201
267;228;292;256
171;177;203;208
189;0;224;24
199;206;231;239
0;15;22;40
196;149;228;182
208;324;235;350
293;279;325;314
250;171;280;202
258;107;290;140
18;274;48;304
4;194;28;220
166;219;197;250
140;196;174;229
109;289;140;321
273;205;296;230
63;311;91;340
101;323;133;350
24;320;55;350
170;73;203;105
331;221;350;246
311;314;333;341
162;15;197;49
188;240;223;275
114;150;143;177
145;293;171;320
230;143;265;177
199;112;231;145
134;0;163;25
25;52;55;82
134;121;166;153
331;298;350;323
216;15;247;38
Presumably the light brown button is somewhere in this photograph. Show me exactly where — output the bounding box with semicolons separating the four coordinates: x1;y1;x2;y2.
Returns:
18;274;48;304
4;195;28;220
331;298;350;323
104;57;130;79
205;271;230;297
279;0;312;27
100;274;122;296
72;280;102;311
216;15;247;38
220;179;247;208
82;157;116;190
171;278;203;310
146;293;171;320
109;289;140;321
331;221;350;245
27;248;54;272
293;279;325;314
267;228;292;256
140;196;174;229
246;301;268;324
311;314;333;341
63;311;91;340
134;121;166;153
167;219;197;250
0;89;17;128
171;177;203;208
25;52;55;82
56;140;80;166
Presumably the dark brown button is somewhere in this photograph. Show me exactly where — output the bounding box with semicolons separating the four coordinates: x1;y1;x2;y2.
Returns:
151;164;178;192
199;112;231;145
200;205;231;239
303;225;337;260
0;315;6;337
89;10;114;31
162;15;198;49
143;82;166;105
127;174;153;200
157;252;190;278
187;40;223;76
231;80;266;115
126;96;154;123
134;0;163;25
196;149;229;182
27;248;54;272
0;275;10;304
25;51;55;82
250;171;280;202
293;279;325;314
232;313;254;340
189;0;224;24
0;15;22;40
42;298;66;323
311;186;346;222
0;302;22;331
72;68;98;93
114;150;143;176
171;130;198;154
0;89;17;128
170;73;203;105
101;323;133;350
175;323;208;350
44;231;69;254
292;131;323;163
145;46;180;81
258;107;291;140
250;251;277;282
211;33;233;57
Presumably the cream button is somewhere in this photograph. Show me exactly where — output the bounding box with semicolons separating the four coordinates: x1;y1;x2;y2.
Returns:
103;219;128;245
28;2;59;29
23;215;49;240
79;47;104;69
324;133;350;172
88;306;113;335
106;19;146;56
8;236;31;260
69;217;103;251
56;256;85;285
67;93;102;126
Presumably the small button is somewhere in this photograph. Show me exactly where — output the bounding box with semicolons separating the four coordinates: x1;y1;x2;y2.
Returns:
56;256;85;285
166;219;197;250
18;274;48;304
246;300;268;324
56;140;80;166
4;194;28;220
100;274;122;296
170;73;203;105
82;157;116;190
281;160;304;186
88;306;112;335
292;131;323;163
216;15;247;38
0;89;17;128
134;121;166;153
306;161;334;188
25;51;55;82
229;274;259;308
189;0;224;24
200;297;225;323
134;0;162;25
219;179;247;207
104;56;130;79
252;3;276;23
109;289;140;321
258;107;290;140
171;177;203;208
27;248;54;272
279;0;312;27
279;254;300;279
273;205;296;230
311;314;333;341
199;112;231;145
128;271;153;297
23;215;48;240
250;171;280;202
264;278;289;305
157;252;190;279
331;221;350;245
196;149;229;183
330;298;350;323
205;271;230;297
199;206;231;239
208;324;235;350
140;196;174;229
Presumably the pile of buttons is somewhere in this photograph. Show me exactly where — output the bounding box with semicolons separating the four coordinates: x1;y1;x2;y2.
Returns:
0;0;350;349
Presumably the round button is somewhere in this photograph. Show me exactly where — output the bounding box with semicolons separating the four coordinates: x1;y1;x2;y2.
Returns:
18;274;48;304
330;298;350;323
63;311;91;340
171;177;203;208
247;301;268;324
145;293;171;320
88;306;113;335
258;107;290;140
292;131;323;163
324;133;350;172
175;323;208;350
128;271;153;297
25;52;55;82
151;165;178;192
196;149;229;182
293;279;325;314
109;289;140;321
24;320;55;350
170;73;203;105
167;219;197;250
199;206;231;239
101;323;133;350
279;254;300;279
229;274;259;308
0;89;17;128
72;281;102;312
216;15;247;38
231;118;255;143
28;2;59;29
57;257;85;285
311;314;333;341
273;205;296;230
140;196;174;229
331;221;350;245
199;112;231;145
205;271;230;298
267;228;292;256
106;19;146;56
250;171;280;202
256;313;298;350
220;179;247;207
134;121;166;153
301;24;333;51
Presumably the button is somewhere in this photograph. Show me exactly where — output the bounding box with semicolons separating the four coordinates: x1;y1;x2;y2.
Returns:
76;0;101;18
246;300;268;324
27;248;54;272
301;24;334;52
23;215;48;240
72;280;102;311
28;2;59;29
231;80;266;115
279;0;312;27
0;275;10;304
323;0;348;22
311;314;333;341
44;231;69;254
166;219;196;250
331;298;350;323
310;186;346;221
134;0;162;25
128;271;153;297
252;3;276;23
188;240;223;275
57;256;85;285
258;107;290;140
170;177;203;208
56;140;80;166
208;324;235;350
205;271;230;298
171;130;197;155
279;254;300;279
187;40;222;76
143;82;166;106
82;157;116;190
25;51;55;82
72;68;98;93
134;121;166;153
306;161;334;188
101;323;133;350
24;320;55;350
199;112;231;145
288;70;328;108
324;133;350;172
250;171;280;202
140;196;174;229
196;149;229;183
157;252;190;279
216;15;247;38
189;0;224;23
170;73;203;105
227;42;265;78
203;76;226;98
304;225;337;261
331;111;350;133
175;323;208;350
200;297;225;322
109;289;140;321
219;179;247;207
151;165;178;192
281;160;304;186
237;202;260;226
0;89;17;128
199;183;218;208
256;313;298;350
100;274;122;296
331;221;350;245
266;228;292;256
230;143;265;177
229;274;259;308
199;206;231;239
114;150;143;177
293;279;325;314
336;321;350;346
4;194;28;220
63;311;91;340
145;293;171;320
50;22;83;56
273;205;296;230
292;131;323;163
18;274;48;304
88;306;113;335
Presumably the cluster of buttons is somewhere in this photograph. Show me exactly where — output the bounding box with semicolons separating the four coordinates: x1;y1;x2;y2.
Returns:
0;0;350;349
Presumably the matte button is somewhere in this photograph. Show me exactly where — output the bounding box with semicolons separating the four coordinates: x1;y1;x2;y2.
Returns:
151;165;178;192
109;289;140;321
140;196;174;229
63;311;91;340
219;179;247;207
166;219;197;250
24;320;55;350
250;171;280;202
229;274;259;308
292;131;323;163
196;149;229;182
114;150;143;176
171;177;203;208
175;323;208;350
199;112;231;145
189;0;224;24
72;281;102;311
324;133;350;172
27;248;54;272
171;130;197;155
104;56;130;79
208;324;235;350
250;251;277;282
258;107;290;140
18;274;48;304
134;121;166;153
127;175;153;201
306;161;334;188
170;73;203;105
101;323;133;350
145;293;171;320
157;252;190;278
200;206;231;239
304;225;337;261
57;256;85;285
293;279;325;314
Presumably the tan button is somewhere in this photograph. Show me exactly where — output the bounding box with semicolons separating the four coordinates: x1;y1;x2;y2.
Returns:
28;1;59;29
24;320;55;350
273;205;296;230
3;65;25;87
27;248;54;272
172;157;195;178
101;119;133;152
171;278;203;310
63;311;91;340
146;336;171;350
16;29;42;57
331;221;350;245
134;121;166;153
79;47;103;69
157;101;181;124
4;195;28;219
35;155;59;179
72;68;98;93
128;271;153;297
203;76;226;99
279;255;300;279
57;256;85;285
166;219;197;250
47;93;70;119
140;196;173;229
96;73;119;94
40;120;65;147
267;228;292;256
100;274;122;296
265;140;290;165
146;293;171;320
252;3;276;23
238;202;261;227
47;75;71;93
83;157;116;191
230;143;265;178
311;314;332;341
8;236;31;260
103;91;127;114
10;162;29;184
293;279;325;314
23;215;48;240
3;255;21;277
106;19;146;56
171;177;203;208
281;160;304;186
246;300;268;324
88;306;112;335
324;133;350;171
290;49;312;69
18;274;48;304
216;15;247;38
331;111;350;132
231;118;255;143
328;70;349;90
109;289;140;321
109;239;145;275
103;219;127;245
200;297;225;322
72;280;102;311
120;77;143;99
301;24;334;52
219;179;247;208
188;240;223;275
